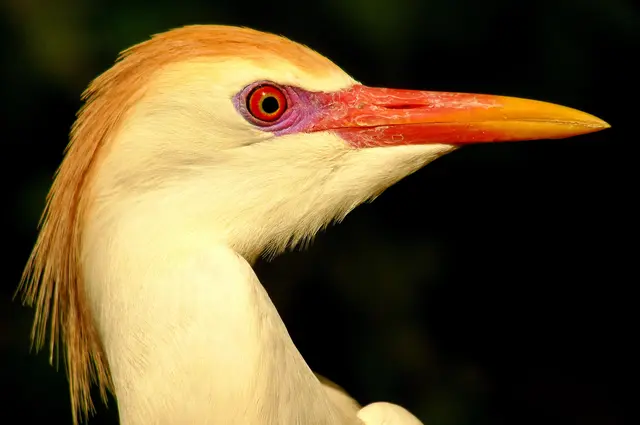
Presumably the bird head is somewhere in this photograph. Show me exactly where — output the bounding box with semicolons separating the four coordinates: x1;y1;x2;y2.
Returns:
20;25;609;424
82;25;608;259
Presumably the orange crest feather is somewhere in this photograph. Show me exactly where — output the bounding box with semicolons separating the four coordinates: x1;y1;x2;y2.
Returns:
19;24;338;424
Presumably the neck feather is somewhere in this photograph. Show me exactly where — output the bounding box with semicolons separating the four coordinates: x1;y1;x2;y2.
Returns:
80;128;455;423
82;202;358;424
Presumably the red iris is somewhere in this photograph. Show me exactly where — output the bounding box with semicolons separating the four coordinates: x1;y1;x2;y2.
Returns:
247;85;287;122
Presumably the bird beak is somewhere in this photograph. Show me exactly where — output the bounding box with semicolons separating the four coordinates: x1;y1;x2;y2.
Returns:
310;85;610;148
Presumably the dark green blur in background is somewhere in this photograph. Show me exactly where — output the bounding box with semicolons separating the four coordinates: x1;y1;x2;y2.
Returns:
0;0;635;424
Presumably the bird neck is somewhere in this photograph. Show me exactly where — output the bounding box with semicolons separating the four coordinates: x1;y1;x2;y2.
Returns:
82;207;354;425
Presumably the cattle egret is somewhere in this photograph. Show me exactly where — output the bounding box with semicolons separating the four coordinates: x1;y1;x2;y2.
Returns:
18;25;609;425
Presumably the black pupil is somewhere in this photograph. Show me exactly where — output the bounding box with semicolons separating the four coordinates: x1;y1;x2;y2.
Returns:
261;95;280;114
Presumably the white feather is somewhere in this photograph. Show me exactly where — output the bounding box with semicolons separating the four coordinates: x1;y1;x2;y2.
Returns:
82;57;454;424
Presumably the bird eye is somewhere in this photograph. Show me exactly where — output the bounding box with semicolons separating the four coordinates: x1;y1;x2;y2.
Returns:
246;84;287;123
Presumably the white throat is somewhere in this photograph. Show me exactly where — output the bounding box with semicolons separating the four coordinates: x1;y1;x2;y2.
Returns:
82;115;453;423
82;209;358;424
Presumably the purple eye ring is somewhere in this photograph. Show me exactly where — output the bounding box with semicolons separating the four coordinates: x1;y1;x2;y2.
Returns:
233;81;317;135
